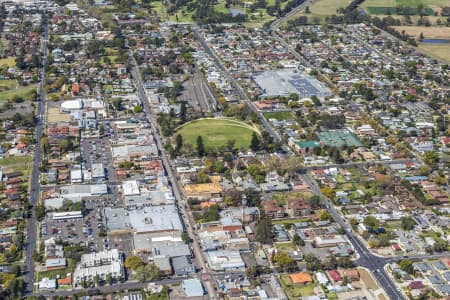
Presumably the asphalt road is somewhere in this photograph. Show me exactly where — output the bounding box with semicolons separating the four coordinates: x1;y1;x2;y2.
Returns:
128;49;218;299
23;15;48;295
302;173;405;300
192;28;282;143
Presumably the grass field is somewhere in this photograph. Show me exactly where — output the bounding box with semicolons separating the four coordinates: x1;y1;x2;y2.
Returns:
0;57;16;68
418;43;450;62
307;0;351;16
152;0;287;25
273;217;311;225
264;111;294;121
361;0;450;15
395;25;450;40
0;155;32;177
175;118;259;149
0;80;36;102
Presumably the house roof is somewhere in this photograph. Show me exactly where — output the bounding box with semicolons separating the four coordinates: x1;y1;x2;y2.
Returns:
289;272;312;284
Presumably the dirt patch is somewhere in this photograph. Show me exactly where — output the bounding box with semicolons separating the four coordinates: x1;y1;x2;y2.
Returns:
392;26;450;39
358;267;379;290
47;107;71;123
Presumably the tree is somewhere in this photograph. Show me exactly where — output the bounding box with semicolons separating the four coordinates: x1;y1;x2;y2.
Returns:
181;232;190;244
250;132;260;151
321;186;336;200
106;273;113;285
293;233;305;246
400;216;416;231
196;136;205;157
133;105;143;113
304;254;321;271
256;213;274;244
363;215;380;228
318;209;332;221
124;256;144;271
180;102;187;123
423;151;439;167
273;251;296;271
399;259;414;274
135;264;161;282
175;134;183;153
35;204;46;222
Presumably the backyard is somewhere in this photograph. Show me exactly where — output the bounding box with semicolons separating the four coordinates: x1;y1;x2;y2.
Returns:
279;274;316;298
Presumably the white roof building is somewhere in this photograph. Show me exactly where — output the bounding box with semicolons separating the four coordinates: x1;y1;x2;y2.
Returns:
122;180;140;196
206;250;245;271
61;99;83;112
73;249;124;286
182;279;204;297
39;277;56;290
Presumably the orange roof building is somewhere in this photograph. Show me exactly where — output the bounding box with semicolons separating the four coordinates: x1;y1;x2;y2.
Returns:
200;201;215;209
290;272;313;285
57;277;72;286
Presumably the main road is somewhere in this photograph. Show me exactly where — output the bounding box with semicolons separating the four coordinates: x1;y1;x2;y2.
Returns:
302;173;405;299
24;13;48;295
192;28;282;143
127;46;218;299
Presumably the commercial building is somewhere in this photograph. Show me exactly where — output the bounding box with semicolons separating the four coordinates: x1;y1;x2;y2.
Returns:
52;211;83;221
182;279;204;297
73;249;124;286
254;69;332;98
206;250;245;271
91;163;105;180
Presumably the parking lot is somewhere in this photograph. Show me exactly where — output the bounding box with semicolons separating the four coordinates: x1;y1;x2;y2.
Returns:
41;208;106;252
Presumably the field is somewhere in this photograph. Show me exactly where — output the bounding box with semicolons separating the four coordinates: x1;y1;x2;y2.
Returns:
0;57;16;68
47;107;71;123
152;0;288;25
361;0;450;15
392;26;450;39
418;43;450;62
0;80;36;102
0;155;32;176
175;118;259;149
264;111;294;121
306;0;351;16
272;217;311;225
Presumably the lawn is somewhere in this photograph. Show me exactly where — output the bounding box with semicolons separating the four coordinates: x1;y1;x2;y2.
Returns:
306;0;351;16
175;118;259;149
0;80;36;102
273;191;315;206
273;217;311;225
275;241;297;251
279;274;316;298
392;26;450;39
264;111;294;121
361;0;449;15
0;57;16;68
0;155;32;175
418;43;450;63
277;0;350;24
36;259;74;282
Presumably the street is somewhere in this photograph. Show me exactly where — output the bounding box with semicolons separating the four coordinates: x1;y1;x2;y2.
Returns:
24;14;48;295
